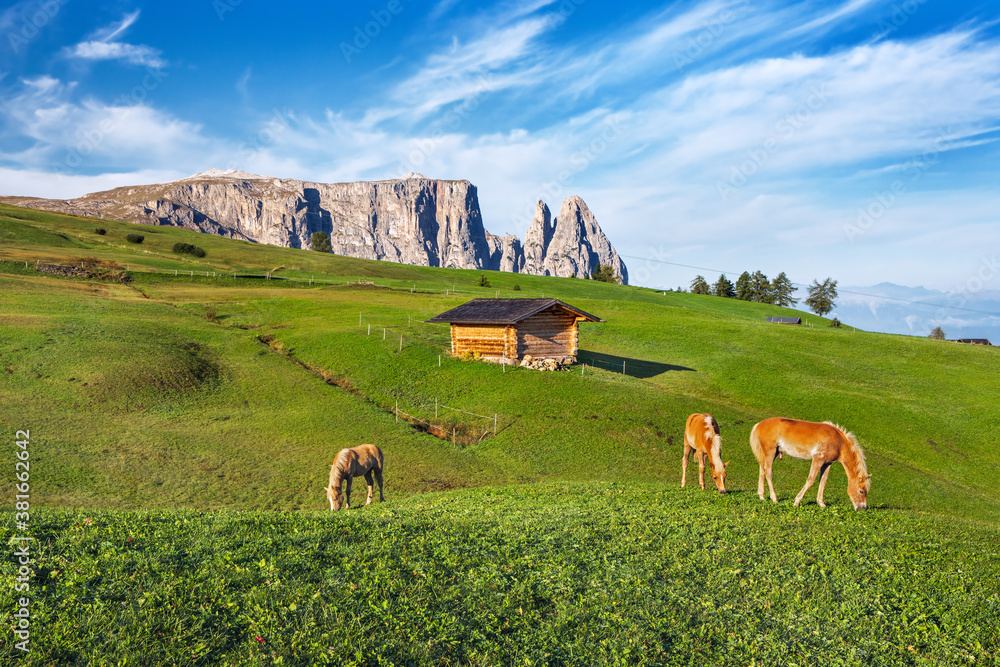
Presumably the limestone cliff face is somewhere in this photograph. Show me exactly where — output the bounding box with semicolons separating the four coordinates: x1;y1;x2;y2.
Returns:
543;196;628;284
2;170;628;282
522;200;552;276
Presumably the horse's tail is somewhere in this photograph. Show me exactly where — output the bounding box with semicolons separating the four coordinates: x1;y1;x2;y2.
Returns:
749;421;764;464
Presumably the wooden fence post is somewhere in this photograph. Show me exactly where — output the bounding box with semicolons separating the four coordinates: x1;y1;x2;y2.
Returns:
395;400;398;423
399;335;403;352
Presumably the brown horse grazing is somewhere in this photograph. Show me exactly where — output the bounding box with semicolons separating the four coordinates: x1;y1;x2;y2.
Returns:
326;444;384;511
750;417;870;510
681;413;729;493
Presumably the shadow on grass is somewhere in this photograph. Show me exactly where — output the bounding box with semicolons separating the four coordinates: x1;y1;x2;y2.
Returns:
578;350;695;379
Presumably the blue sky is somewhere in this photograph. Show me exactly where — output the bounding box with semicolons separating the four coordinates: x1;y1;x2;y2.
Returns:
2;0;1000;302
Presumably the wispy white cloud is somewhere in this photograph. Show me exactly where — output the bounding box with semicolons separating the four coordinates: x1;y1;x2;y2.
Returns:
64;10;166;68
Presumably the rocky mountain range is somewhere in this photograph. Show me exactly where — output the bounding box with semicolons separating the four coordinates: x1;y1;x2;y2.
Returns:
2;169;628;283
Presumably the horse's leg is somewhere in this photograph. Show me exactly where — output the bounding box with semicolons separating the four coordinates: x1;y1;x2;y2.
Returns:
757;446;767;501
681;442;692;488
364;471;374;506
815;463;834;508
764;449;779;503
697;451;707;490
794;458;824;507
375;466;384;502
344;476;353;510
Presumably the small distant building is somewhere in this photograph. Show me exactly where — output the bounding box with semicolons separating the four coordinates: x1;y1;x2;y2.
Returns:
426;298;603;363
947;338;992;346
765;316;802;324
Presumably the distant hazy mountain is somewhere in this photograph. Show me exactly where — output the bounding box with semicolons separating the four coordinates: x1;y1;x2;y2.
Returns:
828;282;1000;343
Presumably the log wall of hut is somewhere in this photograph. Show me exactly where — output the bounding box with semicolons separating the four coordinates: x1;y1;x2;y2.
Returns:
516;309;578;358
451;324;516;359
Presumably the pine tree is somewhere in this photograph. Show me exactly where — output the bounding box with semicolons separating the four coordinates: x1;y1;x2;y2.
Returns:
770;272;798;307
750;271;772;303
689;275;710;295
805;278;838;317
310;231;331;253
712;273;735;298
591;264;620;283
734;271;753;301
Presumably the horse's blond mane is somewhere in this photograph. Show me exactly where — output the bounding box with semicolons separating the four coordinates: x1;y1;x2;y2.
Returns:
703;415;724;466
823;421;867;477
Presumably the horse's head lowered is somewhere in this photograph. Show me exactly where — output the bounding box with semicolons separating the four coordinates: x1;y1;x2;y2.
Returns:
711;459;730;494
327;484;344;511
847;474;871;511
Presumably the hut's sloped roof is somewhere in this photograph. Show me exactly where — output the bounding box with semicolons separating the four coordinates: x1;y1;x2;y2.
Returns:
426;298;603;325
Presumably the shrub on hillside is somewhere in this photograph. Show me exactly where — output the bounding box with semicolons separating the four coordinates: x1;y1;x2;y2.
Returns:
478;274;491;288
172;242;206;257
126;233;144;244
310;231;332;253
95;228;107;235
592;264;620;284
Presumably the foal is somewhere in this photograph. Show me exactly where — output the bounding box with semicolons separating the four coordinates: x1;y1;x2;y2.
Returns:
750;417;870;510
326;444;384;511
681;413;728;493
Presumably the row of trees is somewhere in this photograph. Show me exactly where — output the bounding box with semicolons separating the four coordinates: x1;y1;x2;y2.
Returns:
689;271;798;307
689;272;838;316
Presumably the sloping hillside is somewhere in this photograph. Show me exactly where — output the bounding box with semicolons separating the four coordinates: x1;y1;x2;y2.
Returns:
2;202;998;521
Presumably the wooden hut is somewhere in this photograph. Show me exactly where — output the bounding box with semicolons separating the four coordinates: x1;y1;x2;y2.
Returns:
426;298;603;363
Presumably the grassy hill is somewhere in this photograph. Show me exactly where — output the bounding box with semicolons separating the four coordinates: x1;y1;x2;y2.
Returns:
2;202;999;665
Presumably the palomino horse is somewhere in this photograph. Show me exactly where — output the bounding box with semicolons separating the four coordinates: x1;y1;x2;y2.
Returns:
750;417;870;510
681;413;729;493
326;444;384;511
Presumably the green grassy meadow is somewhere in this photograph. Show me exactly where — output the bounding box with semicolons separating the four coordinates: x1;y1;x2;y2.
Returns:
2;203;999;665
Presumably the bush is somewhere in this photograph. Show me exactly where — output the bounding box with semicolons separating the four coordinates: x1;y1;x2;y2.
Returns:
95;228;106;235
478;274;491;288
829;317;842;328
513;283;521;291
172;242;206;257
126;233;144;244
593;264;621;284
310;231;332;253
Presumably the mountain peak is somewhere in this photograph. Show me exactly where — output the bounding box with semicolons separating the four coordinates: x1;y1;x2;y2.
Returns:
177;168;273;182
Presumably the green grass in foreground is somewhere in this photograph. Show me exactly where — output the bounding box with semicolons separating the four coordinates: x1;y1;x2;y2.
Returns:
2;484;998;666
